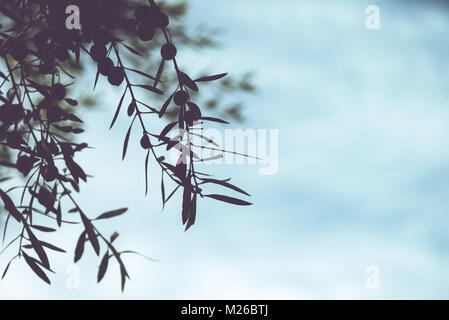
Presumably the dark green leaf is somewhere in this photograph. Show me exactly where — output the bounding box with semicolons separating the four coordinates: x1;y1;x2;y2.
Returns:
97;252;109;283
202;179;250;196
0;189;22;222
179;72;198;92
122;120;134;160
134;84;163;95
161;172;166;208
74;231;86;263
154;59;165;88
1;260;12;280
80;214;100;256
110;89;127;129
124;67;157;81
30;225;57;232
122;43;143;56
22;252;51;285
158;92;175;118
95;208;128;220
195;73;228;82
205;194;252;206
145;150;150;196
25;226;50;269
56;202;62;227
40;241;66;253
185;194;197;232
159;121;177;139
199;116;230;124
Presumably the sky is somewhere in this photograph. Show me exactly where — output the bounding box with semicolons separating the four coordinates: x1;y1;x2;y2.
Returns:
1;0;449;299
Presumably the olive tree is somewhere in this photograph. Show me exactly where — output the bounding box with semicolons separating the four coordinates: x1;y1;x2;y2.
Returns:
0;0;253;291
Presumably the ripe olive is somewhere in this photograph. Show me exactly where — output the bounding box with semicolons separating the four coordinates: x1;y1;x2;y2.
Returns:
98;57;114;76
108;67;125;86
42;165;59;182
90;44;107;62
161;43;177;60
138;22;155;41
184;110;199;126
140;134;151;149
150;9;169;28
174;90;188;106
38;187;55;208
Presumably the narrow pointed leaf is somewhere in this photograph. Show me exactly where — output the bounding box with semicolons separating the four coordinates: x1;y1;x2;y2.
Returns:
80;214;100;256
134;84;163;95
199;117;229;124
179;72;198;92
110;89;127;129
145;150;150;196
122;119;134;160
97;252;109;283
1;260;12;280
26;226;50;269
159;121;177;139
154;59;165;88
194;73;228;82
74;231;86;263
205;194;252;206
95;208;128;220
23;252;51;285
159;92;174;118
202;179;250;196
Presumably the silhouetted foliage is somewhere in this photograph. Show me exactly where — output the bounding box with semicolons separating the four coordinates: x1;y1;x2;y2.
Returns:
0;0;253;290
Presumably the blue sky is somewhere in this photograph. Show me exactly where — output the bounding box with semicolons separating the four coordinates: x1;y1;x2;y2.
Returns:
2;0;449;299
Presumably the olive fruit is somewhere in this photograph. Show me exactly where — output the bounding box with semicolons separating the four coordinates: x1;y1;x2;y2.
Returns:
16;156;33;176
38;187;55;208
90;44;107;62
150;9;169;28
138;22;155;41
184;110;199;126
41;165;58;182
187;102;202;119
140;134;151;149
108;67;125;86
97;57;113;76
161;43;177;60
173;90;188;106
51;83;66;100
127;101;136;117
